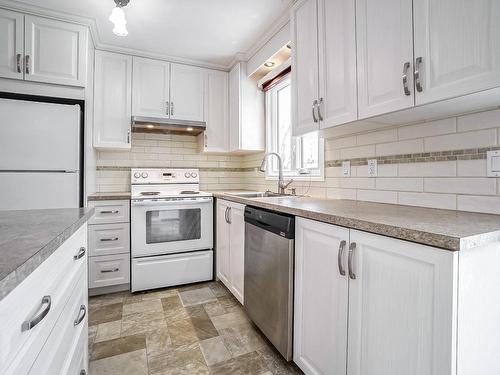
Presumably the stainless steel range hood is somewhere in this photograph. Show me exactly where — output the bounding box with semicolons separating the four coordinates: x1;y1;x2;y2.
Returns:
132;116;206;135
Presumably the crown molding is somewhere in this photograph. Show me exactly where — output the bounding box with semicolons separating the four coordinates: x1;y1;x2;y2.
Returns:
0;0;292;72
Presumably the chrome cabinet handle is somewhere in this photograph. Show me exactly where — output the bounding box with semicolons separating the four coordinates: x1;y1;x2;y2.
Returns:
101;268;119;273
100;210;119;214
227;207;232;224
170;101;174;116
73;247;86;260
204;134;208;148
166;101;170;116
16;54;22;73
317;98;324;121
127;129;131;144
312;99;318;123
25;55;30;74
80;370;86;375
402;62;411;96
22;296;51;331
337;240;347;276
348;242;356;280
415;57;423;92
224;206;229;223
73;305;86;326
100;237;119;242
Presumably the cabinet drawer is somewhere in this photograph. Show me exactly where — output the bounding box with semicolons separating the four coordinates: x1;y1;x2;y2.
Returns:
89;253;130;288
88;223;130;256
88;200;129;224
0;225;87;375
28;265;87;375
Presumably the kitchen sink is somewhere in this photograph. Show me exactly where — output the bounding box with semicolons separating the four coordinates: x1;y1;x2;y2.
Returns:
229;191;292;198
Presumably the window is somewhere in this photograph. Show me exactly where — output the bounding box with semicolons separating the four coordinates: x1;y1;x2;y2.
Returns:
265;77;324;179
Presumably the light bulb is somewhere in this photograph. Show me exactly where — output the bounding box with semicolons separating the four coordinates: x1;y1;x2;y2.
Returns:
109;6;128;36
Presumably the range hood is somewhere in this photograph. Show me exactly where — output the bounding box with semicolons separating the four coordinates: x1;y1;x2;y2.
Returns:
132;116;206;135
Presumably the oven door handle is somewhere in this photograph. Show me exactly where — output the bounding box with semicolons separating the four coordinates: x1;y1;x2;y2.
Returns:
131;198;212;207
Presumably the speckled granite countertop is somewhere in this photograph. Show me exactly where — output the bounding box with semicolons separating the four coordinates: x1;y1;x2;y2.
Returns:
0;208;94;301
213;191;500;251
88;192;131;201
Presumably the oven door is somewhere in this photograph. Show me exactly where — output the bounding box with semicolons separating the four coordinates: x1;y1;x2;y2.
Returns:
131;197;213;257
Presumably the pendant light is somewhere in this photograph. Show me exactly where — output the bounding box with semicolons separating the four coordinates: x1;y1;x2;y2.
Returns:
109;0;129;36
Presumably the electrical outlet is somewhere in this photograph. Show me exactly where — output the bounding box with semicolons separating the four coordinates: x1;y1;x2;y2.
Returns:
342;161;351;177
368;159;378;177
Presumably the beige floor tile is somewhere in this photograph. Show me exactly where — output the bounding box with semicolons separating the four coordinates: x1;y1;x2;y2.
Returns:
89;303;123;326
211;310;251;331
208;351;268;375
202;301;226;318
146;327;172;356
187;305;219;340
179;287;217;307
142;287;178;300
199;336;231;366
122;298;163;316
219;324;266;357
90;333;146;361
89;349;148;375
121;310;167;337
89;292;126;307
148;343;209;375
95;320;122;343
207;282;230;297
167;318;199;348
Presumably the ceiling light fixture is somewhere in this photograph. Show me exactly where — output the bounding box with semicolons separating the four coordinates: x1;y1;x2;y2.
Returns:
146;124;155;129
264;61;275;68
109;0;129;37
186;127;194;131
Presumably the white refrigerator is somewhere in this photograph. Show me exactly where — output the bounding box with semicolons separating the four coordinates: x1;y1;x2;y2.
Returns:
0;98;81;210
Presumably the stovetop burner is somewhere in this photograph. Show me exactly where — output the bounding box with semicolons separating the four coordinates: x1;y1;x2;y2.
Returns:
140;191;161;196
180;191;199;195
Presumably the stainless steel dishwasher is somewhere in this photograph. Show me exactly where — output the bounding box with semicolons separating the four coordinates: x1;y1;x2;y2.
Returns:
244;206;295;361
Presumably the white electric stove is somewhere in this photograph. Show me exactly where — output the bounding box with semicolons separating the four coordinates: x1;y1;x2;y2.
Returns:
130;168;213;292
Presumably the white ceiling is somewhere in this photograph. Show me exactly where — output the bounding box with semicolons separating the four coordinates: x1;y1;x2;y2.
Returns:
14;0;292;68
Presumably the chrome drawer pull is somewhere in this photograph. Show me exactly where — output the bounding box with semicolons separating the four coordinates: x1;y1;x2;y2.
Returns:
80;370;86;375
348;242;356;280
415;57;423;92
74;247;86;260
74;305;87;326
317;98;324;121
25;55;30;74
312;99;318;123
101;268;119;273
100;237;119;242
170;101;174;116
21;296;51;332
100;210;119;214
337;240;346;276
402;62;411;96
16;53;22;73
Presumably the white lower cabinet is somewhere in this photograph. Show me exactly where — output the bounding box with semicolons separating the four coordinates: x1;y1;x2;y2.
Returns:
216;199;245;303
0;224;88;375
294;217;457;375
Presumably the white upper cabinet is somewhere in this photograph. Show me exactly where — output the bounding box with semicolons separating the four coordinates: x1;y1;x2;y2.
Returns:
294;218;349;375
291;0;320;136
199;69;229;153
413;0;500;105
347;229;456;375
0;9;23;80
132;57;170;118
93;51;132;149
318;0;358;129
356;0;414;118
24;15;87;87
170;63;205;122
229;62;264;153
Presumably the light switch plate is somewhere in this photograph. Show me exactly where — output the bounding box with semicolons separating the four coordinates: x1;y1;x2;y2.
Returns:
342;161;351;177
368;159;378;177
487;150;500;177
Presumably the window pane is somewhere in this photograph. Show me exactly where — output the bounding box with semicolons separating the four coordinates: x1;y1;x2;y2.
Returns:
301;132;319;169
277;84;292;171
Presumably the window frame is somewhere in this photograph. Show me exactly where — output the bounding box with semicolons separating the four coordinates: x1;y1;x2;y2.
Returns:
264;77;324;181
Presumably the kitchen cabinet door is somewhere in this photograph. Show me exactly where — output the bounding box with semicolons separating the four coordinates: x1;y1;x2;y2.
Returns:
200;69;229;152
93;51;132;149
216;200;231;287
228;203;245;304
294;217;349;375
356;0;414;119
170;63;205;122
132;57;170;118
347;229;457;375
318;0;358;129
291;0;320;136
413;0;500;105
0;9;23;80
24;15;87;87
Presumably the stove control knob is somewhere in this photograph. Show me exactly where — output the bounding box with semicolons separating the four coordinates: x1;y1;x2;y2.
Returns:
133;172;141;178
141;172;148;178
191;172;198;178
185;172;190;178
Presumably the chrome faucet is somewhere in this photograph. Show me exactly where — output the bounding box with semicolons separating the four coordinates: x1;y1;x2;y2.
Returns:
259;152;294;195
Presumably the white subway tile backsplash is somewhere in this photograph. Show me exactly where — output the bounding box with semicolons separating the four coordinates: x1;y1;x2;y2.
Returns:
340;177;376;189
457;108;500;132
398;161;456;177
356;129;398;146
424;178;496;195
340;145;375;159
397;118;456;140
356;189;398;204
424;129;497;152
457;195;500;214
326;188;356;200
457;159;487;177
376;178;423;192
375;139;424;157
398;192;457;210
326;136;357;150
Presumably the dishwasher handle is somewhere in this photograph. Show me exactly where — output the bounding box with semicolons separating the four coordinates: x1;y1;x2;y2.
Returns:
244;206;295;239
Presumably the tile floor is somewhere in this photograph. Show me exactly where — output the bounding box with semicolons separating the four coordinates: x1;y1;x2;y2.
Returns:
88;281;303;375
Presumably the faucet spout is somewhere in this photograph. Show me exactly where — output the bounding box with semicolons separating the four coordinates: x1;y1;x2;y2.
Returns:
259;152;292;195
